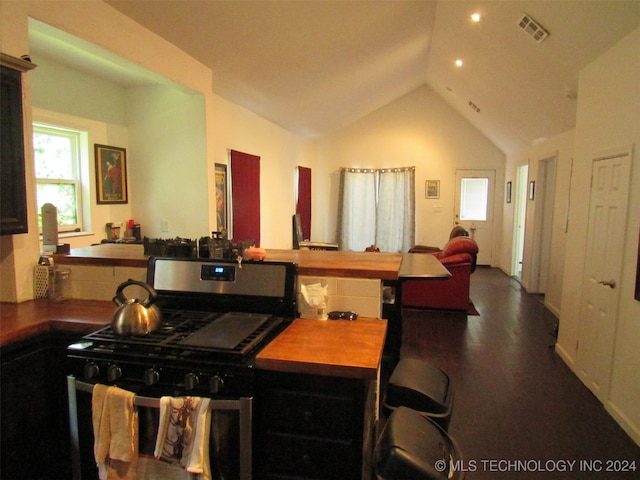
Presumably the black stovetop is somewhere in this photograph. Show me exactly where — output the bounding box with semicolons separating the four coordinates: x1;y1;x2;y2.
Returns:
70;308;288;366
67;257;298;396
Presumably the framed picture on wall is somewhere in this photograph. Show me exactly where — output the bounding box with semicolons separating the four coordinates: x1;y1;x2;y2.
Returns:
214;163;228;234
95;144;127;204
506;181;512;204
425;180;440;199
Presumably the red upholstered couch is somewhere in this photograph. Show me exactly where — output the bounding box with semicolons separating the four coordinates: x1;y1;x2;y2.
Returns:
402;236;479;311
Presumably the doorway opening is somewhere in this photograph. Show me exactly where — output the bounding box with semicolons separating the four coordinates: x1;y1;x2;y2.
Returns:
529;155;557;293
512;164;528;281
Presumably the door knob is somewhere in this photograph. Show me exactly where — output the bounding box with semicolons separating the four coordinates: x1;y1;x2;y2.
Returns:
598;279;617;289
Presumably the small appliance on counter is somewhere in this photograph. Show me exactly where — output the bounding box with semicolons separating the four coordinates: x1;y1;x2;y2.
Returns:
105;221;122;240
34;254;70;301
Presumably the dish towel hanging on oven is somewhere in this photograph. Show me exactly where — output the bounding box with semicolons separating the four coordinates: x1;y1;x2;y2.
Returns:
154;396;212;480
92;384;139;480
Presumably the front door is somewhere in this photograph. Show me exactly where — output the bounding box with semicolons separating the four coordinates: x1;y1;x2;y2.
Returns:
576;148;632;402
454;169;495;265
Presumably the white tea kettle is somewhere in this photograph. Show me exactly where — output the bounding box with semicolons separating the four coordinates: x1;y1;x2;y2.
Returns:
111;279;161;336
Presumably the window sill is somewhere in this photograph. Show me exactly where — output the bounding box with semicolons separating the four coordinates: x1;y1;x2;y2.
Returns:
40;231;94;240
60;231;94;239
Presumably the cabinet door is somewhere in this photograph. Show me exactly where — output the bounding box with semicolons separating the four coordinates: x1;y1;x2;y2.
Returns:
0;65;29;235
0;332;79;480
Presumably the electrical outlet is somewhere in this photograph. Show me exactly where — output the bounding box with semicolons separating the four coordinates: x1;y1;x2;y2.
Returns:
161;219;169;232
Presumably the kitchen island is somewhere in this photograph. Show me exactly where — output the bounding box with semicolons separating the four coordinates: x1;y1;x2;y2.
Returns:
255;317;386;479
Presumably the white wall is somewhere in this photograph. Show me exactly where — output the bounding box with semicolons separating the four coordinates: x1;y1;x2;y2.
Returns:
502;130;575;316
0;0;316;301
1;0;216;300
126;85;209;240
210;94;317;249
556;26;640;444
32;108;131;247
316;85;506;256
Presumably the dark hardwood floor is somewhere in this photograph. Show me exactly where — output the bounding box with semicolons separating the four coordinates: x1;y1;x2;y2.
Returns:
397;267;640;479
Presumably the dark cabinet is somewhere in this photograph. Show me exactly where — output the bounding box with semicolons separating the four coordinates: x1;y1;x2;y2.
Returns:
255;371;367;479
1;53;36;235
1;331;81;480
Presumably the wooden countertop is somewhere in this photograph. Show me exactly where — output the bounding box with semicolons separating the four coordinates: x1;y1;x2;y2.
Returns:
0;299;112;347
256;318;387;380
265;249;402;280
53;244;404;280
398;253;451;278
53;243;148;268
3;301;387;381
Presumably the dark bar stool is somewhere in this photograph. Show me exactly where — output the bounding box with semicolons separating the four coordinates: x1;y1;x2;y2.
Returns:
375;406;464;480
382;358;454;431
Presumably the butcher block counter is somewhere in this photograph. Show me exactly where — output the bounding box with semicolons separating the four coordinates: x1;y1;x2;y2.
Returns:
0;299;112;347
255;317;386;479
256;317;387;379
53;244;403;280
265;249;402;280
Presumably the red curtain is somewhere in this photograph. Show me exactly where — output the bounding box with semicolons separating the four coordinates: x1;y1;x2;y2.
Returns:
230;150;260;246
296;166;312;241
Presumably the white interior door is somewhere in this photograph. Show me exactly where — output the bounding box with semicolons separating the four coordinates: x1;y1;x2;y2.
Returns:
576;148;632;402
454;169;495;265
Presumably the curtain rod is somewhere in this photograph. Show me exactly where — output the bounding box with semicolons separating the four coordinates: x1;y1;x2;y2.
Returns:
342;166;415;173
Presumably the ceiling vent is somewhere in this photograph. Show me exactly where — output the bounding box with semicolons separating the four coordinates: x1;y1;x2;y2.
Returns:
518;13;549;43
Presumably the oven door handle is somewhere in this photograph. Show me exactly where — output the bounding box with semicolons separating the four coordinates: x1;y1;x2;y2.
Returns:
67;376;253;480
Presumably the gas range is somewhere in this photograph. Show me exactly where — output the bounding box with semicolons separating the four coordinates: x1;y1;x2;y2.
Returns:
67;257;298;397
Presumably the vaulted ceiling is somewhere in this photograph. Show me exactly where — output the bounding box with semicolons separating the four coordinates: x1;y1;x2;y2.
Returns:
38;1;640;155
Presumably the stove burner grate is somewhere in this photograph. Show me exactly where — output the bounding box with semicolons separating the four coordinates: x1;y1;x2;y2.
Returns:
81;309;285;359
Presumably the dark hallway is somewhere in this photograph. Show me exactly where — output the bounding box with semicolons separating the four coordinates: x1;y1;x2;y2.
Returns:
398;267;640;479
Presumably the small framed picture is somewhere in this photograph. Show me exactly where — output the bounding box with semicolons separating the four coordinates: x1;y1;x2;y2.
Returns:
529;180;536;200
95;144;127;204
506;181;512;204
214;163;228;234
425;180;440;199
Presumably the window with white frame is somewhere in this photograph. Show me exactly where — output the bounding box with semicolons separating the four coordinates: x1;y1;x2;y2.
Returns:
33;123;85;232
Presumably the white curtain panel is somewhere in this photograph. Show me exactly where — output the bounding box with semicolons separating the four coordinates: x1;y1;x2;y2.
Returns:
376;168;415;252
338;167;415;252
338;169;376;251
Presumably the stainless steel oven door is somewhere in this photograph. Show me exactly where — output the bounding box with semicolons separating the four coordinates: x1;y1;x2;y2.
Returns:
67;377;252;480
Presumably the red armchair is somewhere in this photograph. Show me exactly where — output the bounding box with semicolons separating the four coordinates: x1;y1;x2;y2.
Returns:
402;236;479;311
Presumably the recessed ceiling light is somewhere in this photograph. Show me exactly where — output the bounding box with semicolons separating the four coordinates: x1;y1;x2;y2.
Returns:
471;12;482;23
455;59;464;67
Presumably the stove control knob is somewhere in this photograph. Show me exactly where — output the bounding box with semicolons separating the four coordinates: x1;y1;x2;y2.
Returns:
185;373;199;391
83;362;100;379
209;375;225;394
107;364;122;382
144;368;160;386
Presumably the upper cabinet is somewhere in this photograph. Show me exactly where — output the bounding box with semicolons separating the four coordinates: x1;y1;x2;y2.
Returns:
1;53;36;236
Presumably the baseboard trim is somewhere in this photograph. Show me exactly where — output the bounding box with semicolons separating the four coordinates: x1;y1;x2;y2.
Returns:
554;342;574;370
606;400;640;447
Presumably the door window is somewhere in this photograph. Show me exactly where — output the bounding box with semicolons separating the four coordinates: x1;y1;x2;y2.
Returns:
460;178;488;221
